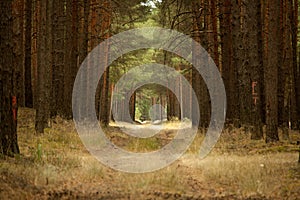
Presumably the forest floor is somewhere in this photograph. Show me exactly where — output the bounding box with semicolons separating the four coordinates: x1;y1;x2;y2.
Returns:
0;108;300;200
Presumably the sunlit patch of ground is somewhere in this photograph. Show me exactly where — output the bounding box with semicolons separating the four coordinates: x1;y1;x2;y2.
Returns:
110;119;192;130
0;108;299;199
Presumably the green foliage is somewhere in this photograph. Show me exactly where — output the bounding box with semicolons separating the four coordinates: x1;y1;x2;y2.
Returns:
111;0;152;33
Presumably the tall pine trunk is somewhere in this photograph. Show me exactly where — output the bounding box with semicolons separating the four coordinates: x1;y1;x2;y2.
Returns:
35;0;53;133
24;0;33;108
51;0;66;117
12;0;25;107
231;0;243;127
63;0;78;119
244;0;264;139
265;0;280;142
0;0;20;155
99;0;111;126
220;0;238;125
291;0;300;129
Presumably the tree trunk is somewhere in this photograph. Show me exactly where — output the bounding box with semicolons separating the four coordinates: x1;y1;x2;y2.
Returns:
287;0;298;129
277;0;286;129
76;0;89;120
174;65;181;120
220;0;237;125
31;0;39;108
63;0;78;119
129;92;136;121
78;0;89;65
51;0;66;117
234;0;253;127
231;0;243;127
192;1;210;129
167;88;175;120
279;0;298;130
90;0;101;120
24;0;33;108
265;0;280;143
35;0;53;133
261;0;270;125
291;0;300;129
0;0;20;155
12;0;25;107
99;0;111;126
210;0;219;69
244;0;264;139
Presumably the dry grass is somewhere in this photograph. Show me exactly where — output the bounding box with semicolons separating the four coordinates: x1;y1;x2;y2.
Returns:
0;108;299;199
182;153;299;197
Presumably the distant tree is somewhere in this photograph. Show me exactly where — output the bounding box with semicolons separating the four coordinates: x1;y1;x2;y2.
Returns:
0;0;20;155
129;92;136;121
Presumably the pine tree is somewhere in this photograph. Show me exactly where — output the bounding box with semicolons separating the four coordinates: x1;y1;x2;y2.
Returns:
265;0;280;142
0;0;20;155
35;0;53;133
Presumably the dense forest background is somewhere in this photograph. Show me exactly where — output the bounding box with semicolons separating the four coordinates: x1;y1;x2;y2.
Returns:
0;0;300;156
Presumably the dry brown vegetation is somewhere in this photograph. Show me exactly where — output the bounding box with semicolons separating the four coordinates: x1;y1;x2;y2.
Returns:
0;108;299;199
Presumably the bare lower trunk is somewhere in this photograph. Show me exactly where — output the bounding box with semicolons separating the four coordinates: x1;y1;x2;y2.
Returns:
0;0;20;155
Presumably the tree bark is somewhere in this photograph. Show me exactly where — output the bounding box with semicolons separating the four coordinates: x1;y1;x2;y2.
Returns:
99;0;111;126
277;0;286;129
51;0;66;117
191;1;210;129
24;0;33;108
291;0;300;129
76;0;89;120
31;0;39;108
210;0;219;69
265;0;280;143
244;0;264;139
35;0;53;133
63;0;79;119
234;0;254;127
231;0;243;127
129;92;136;121
220;0;237;124
0;0;20;155
12;0;25;107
